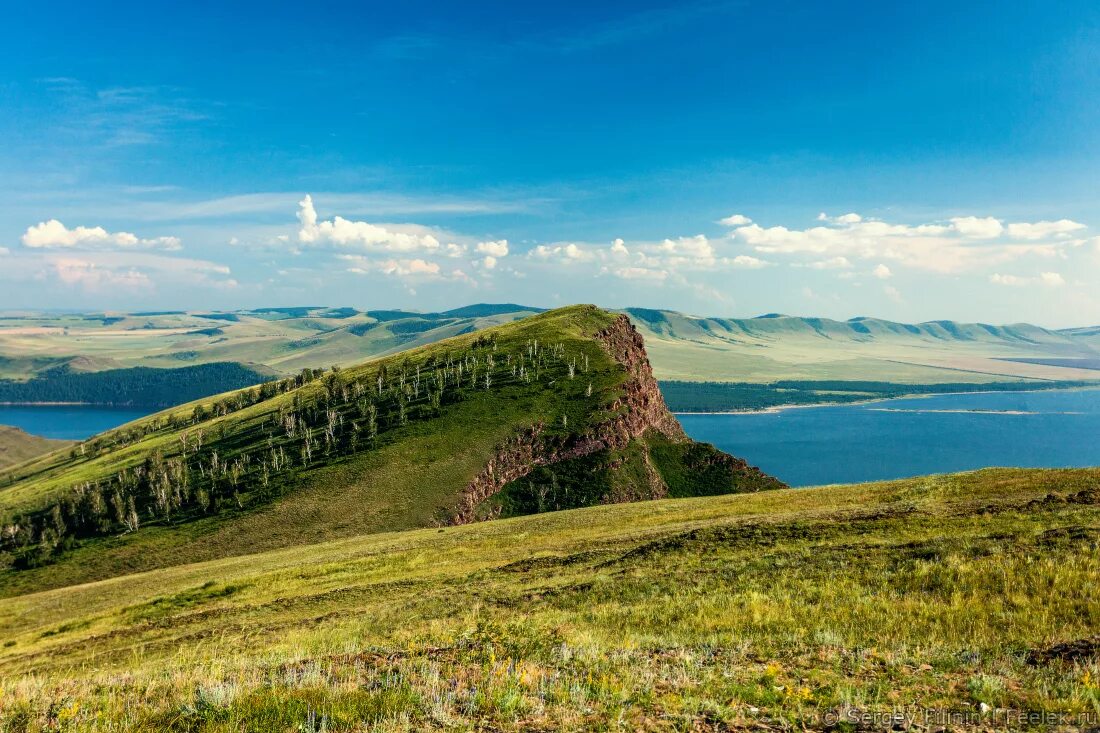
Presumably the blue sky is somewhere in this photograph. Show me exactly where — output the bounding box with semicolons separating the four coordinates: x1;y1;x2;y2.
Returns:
1;0;1098;325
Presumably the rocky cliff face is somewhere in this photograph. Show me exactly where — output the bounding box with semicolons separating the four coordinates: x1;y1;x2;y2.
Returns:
451;315;782;523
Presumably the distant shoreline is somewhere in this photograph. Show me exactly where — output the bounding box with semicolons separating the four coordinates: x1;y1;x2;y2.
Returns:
0;401;96;406
672;384;1100;415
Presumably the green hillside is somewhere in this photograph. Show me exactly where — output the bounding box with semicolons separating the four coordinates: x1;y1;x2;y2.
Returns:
0;426;72;471
0;467;1096;731
0;306;779;597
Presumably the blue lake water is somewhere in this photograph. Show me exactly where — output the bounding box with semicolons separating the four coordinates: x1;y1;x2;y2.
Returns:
678;388;1100;487
0;405;154;440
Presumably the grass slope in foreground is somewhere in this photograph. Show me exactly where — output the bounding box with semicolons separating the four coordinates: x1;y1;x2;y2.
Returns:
0;468;1097;731
0;305;778;596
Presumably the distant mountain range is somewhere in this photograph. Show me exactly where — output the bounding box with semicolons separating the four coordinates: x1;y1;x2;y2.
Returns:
624;307;1098;347
1;304;1098;386
621;308;1100;383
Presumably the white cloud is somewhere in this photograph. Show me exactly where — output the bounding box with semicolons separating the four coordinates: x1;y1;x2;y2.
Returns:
611;238;629;255
873;264;892;279
482;255;498;270
297;194;441;252
719;214;752;227
658;235;714;263
613;266;668;281
817;212;862;224
949;216;1003;239
0;247;8;256
382;258;440;277
529;243;589;261
883;285;902;302
727;212;1087;274
989;273;1027;286
52;258;153;292
346;256;442;278
989;271;1065;287
1005;219;1086;240
806;256;852;270
22;219;181;251
475;239;509;257
15;252;236;294
728;254;769;269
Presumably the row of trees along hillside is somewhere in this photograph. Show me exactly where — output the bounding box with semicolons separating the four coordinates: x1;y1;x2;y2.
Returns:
1;332;607;568
0;363;270;407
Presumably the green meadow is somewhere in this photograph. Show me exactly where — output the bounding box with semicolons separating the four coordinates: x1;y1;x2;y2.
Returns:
0;468;1097;731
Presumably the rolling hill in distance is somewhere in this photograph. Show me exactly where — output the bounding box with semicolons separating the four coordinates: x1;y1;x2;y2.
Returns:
624;307;1100;384
2;304;1098;393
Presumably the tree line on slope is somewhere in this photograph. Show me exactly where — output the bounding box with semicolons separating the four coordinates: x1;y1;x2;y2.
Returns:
0;363;271;407
1;334;601;569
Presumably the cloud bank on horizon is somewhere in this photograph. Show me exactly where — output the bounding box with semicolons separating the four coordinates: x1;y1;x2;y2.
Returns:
2;194;1097;325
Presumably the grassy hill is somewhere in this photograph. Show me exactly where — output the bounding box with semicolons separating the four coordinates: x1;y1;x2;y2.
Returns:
0;305;779;597
0;467;1096;730
0;426;71;471
625;308;1100;384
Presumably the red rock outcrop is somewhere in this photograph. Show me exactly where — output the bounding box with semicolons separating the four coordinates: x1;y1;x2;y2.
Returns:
451;315;694;523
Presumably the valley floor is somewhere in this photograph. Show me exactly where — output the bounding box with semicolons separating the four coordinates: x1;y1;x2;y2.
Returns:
1;467;1099;731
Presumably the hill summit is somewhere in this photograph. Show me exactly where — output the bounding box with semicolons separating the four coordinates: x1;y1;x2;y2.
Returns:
0;305;781;594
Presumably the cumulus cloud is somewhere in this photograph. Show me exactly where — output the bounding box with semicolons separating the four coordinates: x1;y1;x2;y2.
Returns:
297;194;441;253
529;243;589;261
883;285;902;303
345;256;442;278
726;212;1087;274
481;255;498;270
475;239;509;257
380;258;440;277
873;264;892;279
525;233;770;283
949;216;1003;239
817;212;862;224
1005;220;1086;240
719;214;752;227
658;235;715;263
22;219;181;251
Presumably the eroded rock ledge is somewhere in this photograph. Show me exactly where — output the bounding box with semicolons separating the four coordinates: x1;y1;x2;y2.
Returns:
451;314;774;523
